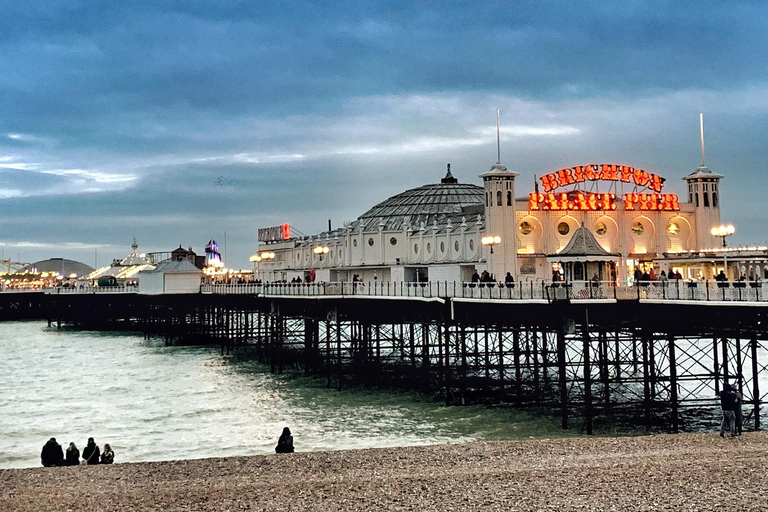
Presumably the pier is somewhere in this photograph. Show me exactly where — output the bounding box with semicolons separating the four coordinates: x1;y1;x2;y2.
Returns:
0;279;761;434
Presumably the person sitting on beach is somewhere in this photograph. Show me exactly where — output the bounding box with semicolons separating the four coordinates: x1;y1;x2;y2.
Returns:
82;437;100;465
65;442;80;466
41;437;64;467
275;427;294;454
100;443;115;464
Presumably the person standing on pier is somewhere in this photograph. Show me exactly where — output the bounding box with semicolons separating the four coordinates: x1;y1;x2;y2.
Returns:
719;384;738;438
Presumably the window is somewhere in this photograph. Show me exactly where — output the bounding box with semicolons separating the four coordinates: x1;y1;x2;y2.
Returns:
507;191;512;206
632;222;644;235
713;193;718;207
426;243;431;254
557;222;570;235
496;191;502;206
440;241;445;253
368;237;374;246
595;222;607;236
454;240;459;252
390;237;397;246
667;222;680;236
703;192;709;207
469;239;475;250
695;194;699;207
414;243;419;254
519;221;533;235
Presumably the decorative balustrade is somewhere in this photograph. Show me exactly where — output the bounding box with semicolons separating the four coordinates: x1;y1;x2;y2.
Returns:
5;279;763;303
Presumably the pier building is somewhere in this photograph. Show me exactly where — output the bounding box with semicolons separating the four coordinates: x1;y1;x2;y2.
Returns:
255;151;726;286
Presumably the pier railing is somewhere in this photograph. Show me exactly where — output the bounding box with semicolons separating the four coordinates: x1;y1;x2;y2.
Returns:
12;279;766;302
202;279;768;303
42;285;138;295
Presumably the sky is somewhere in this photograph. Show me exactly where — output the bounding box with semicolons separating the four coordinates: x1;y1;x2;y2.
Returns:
2;1;768;269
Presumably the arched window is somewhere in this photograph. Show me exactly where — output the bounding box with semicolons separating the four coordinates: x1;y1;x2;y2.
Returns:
695;193;699;207
713;193;718;207
703;192;709;207
507;191;512;205
496;190;502;206
485;192;489;207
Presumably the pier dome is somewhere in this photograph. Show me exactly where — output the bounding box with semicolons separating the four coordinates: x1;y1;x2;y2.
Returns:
352;165;483;230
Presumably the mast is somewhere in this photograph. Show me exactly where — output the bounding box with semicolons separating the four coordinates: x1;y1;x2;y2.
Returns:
496;108;501;164
699;113;706;167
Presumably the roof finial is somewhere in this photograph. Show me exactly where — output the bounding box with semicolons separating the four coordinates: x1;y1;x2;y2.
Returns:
496;108;501;164
699;113;706;167
441;163;457;183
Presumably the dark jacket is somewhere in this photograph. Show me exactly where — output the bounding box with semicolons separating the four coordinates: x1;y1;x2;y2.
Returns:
41;439;64;467
65;446;80;466
82;442;100;464
720;389;738;411
275;429;294;454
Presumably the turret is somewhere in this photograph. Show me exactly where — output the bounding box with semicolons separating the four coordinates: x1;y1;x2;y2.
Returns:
684;114;723;249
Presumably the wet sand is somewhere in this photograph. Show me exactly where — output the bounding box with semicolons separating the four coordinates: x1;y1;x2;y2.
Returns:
2;431;767;511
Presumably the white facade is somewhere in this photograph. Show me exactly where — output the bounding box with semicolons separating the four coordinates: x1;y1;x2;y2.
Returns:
256;157;725;285
138;260;202;295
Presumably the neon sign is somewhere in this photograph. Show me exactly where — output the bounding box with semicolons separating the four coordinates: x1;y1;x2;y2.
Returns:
528;192;680;211
258;223;292;242
539;164;665;193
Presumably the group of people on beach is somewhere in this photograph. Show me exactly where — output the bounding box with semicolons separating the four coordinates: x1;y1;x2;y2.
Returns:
41;437;114;467
719;383;743;438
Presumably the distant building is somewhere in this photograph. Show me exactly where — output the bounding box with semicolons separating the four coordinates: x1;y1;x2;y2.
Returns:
24;258;94;277
87;239;154;285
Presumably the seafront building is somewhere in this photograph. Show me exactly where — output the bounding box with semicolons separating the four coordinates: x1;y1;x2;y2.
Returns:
254;142;746;285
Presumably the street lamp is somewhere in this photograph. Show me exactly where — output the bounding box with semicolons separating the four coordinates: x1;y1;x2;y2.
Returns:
481;235;501;254
711;224;735;247
313;245;329;261
711;224;735;280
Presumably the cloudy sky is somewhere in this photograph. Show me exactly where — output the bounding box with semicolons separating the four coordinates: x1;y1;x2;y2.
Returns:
2;1;767;268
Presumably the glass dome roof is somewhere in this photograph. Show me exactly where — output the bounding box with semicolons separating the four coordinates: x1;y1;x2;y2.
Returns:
352;165;483;230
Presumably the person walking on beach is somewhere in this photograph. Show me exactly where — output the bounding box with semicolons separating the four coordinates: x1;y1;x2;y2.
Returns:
82;437;100;464
41;438;64;467
275;427;294;453
720;384;738;437
65;442;80;466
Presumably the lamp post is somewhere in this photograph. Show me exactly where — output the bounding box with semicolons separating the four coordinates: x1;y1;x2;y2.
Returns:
481;235;501;280
711;224;735;280
313;245;329;261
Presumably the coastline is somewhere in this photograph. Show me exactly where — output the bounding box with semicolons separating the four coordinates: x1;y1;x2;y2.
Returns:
2;431;767;511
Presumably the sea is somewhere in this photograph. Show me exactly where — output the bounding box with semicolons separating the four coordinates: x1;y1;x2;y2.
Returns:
0;321;568;469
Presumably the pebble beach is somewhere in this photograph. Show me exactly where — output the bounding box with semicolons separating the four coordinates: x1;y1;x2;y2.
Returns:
2;431;767;511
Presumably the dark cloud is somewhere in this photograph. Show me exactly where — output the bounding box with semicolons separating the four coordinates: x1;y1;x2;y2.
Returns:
1;2;767;265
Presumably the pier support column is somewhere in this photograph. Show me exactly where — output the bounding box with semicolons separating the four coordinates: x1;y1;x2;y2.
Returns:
557;329;568;430
668;334;679;433
751;335;760;430
582;311;593;435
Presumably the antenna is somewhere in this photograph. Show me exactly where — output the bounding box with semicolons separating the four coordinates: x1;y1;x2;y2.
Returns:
496;109;501;164
699;113;706;166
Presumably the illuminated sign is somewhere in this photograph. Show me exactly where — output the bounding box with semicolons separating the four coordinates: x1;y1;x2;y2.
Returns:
258;223;291;242
539;164;665;193
528;192;680;211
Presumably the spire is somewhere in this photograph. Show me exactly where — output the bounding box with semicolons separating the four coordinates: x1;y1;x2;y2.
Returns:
699;113;706;167
441;163;457;184
496;108;501;164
